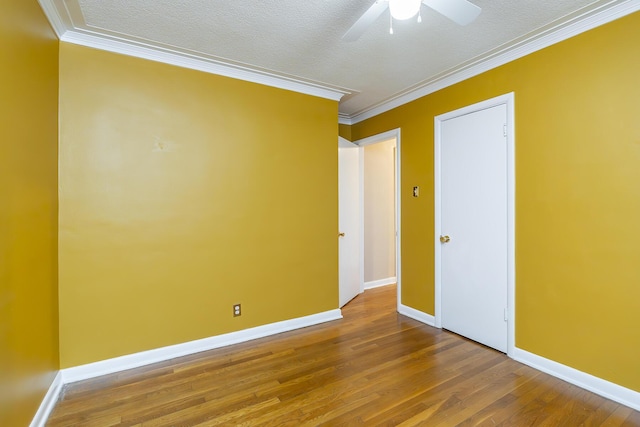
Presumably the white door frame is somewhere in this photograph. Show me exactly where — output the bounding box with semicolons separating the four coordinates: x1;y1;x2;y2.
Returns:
353;128;402;310
434;93;515;357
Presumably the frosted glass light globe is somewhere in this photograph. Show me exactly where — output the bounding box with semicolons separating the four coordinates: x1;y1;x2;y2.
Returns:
389;0;422;20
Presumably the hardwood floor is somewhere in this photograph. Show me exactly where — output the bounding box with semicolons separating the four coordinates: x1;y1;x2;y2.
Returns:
47;285;640;426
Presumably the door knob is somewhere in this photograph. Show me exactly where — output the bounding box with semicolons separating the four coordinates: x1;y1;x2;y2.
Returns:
440;235;450;243
338;232;345;237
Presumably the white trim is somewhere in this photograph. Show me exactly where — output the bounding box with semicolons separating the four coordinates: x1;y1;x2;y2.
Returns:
514;348;640;412
506;94;516;358
51;0;354;103
30;372;63;427
37;0;638;120
62;309;342;384
338;115;353;126
434;93;516;357
354;129;400;148
37;0;68;38
59;31;348;102
395;133;402;312
398;304;436;327
338;136;357;149
37;0;350;103
353;128;402;313
364;277;396;290
347;0;639;124
358;145;366;294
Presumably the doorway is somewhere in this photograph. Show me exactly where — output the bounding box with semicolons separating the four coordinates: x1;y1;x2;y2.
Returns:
434;94;515;355
363;138;396;289
353;129;401;310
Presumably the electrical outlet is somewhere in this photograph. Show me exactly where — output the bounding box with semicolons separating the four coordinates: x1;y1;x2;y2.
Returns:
233;304;241;317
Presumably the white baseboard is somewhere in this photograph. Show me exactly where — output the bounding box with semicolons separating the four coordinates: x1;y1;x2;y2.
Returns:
513;348;640;412
364;277;396;290
32;312;640;425
398;303;436;327
62;309;342;384
30;371;63;427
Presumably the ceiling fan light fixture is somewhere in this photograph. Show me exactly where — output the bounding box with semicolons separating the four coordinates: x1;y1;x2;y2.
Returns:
388;0;422;20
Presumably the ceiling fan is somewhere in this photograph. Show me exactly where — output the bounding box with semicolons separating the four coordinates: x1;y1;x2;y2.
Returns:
342;0;481;41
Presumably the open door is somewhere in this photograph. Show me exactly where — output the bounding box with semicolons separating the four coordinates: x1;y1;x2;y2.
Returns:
338;137;361;307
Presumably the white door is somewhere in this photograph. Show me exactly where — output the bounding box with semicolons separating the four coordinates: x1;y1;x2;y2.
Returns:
439;104;508;352
339;138;361;307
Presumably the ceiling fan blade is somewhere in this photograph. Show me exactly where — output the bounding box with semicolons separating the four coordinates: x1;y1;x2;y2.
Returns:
422;0;481;26
342;1;389;42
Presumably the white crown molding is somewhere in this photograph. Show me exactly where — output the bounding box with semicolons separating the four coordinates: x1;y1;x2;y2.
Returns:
60;31;349;102
347;0;640;124
38;1;350;103
338;114;353;126
37;0;67;37
514;348;640;412
39;1;638;121
29;372;62;427
62;308;342;384
398;304;436;327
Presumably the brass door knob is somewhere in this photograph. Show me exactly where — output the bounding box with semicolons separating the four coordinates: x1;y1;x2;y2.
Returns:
338;232;345;237
440;235;450;243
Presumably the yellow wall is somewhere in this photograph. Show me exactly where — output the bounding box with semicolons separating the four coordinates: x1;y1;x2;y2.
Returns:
338;123;352;141
0;1;59;425
59;44;339;368
351;12;640;392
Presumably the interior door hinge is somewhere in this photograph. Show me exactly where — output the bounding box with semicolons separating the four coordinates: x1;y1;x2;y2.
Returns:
503;124;507;137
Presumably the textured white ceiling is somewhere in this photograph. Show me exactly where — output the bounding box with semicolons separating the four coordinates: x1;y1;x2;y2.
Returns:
43;0;636;121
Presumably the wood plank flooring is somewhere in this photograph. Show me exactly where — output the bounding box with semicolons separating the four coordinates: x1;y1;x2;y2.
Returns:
47;285;640;426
